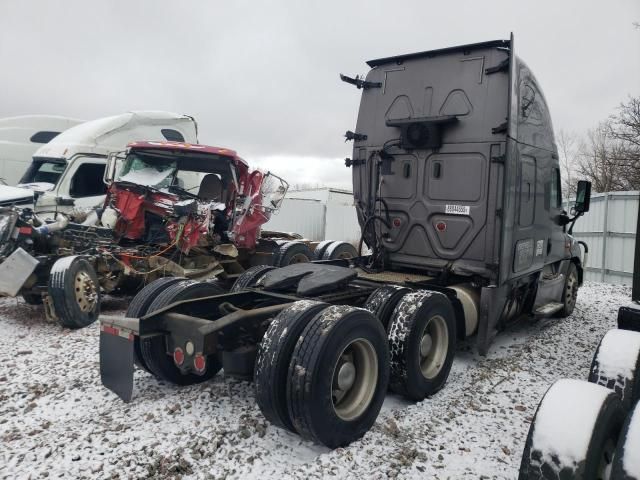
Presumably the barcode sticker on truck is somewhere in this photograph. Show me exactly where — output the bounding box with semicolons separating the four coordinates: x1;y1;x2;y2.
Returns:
445;204;470;215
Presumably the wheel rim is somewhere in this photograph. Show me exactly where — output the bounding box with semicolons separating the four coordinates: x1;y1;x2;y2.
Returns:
75;270;98;313
565;270;578;311
331;338;378;421
288;253;309;264
335;251;354;259
419;315;449;379
597;436;616;479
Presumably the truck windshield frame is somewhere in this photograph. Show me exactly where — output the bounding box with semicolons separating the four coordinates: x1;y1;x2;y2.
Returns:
19;157;67;187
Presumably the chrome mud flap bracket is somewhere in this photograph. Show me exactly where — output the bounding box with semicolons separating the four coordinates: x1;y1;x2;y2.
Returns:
99;315;138;402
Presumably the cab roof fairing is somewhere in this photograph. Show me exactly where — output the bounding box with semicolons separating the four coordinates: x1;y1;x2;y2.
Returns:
33;111;197;160
365;38;510;68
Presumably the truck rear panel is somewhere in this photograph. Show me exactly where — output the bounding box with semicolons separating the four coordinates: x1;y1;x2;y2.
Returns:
352;40;511;280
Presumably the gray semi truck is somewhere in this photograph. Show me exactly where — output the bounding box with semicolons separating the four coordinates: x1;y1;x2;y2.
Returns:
99;36;592;448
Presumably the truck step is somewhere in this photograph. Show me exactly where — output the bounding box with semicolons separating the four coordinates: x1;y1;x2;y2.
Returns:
534;302;564;317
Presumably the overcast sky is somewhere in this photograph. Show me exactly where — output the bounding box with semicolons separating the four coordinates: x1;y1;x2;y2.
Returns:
1;0;638;189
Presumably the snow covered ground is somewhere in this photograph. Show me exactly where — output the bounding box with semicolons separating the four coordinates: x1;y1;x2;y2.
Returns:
0;282;632;479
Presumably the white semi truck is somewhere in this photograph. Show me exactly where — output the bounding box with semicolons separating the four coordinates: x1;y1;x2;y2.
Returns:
0;111;198;214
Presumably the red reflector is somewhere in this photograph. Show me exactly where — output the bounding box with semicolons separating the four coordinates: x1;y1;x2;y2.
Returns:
193;354;206;372
392;218;401;227
18;226;33;235
173;348;184;366
436;221;447;232
101;325;120;336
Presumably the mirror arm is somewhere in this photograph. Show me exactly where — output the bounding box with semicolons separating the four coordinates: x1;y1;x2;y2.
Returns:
567;212;584;235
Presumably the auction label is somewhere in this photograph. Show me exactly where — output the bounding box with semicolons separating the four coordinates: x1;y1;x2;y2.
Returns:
445;204;470;215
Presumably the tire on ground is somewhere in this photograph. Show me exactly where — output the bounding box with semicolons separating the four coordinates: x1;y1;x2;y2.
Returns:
127;277;186;372
555;262;579;317
287;305;389;448
387;290;456;401
274;241;313;267
48;256;101;328
254;300;329;432
519;379;625;480
588;329;640;412
322;241;358;260
610;402;640;480
363;285;412;331
231;265;276;292
139;280;225;385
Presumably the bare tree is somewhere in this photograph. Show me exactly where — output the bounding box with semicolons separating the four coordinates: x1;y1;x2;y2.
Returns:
575;97;640;193
576;122;617;193
557;129;579;197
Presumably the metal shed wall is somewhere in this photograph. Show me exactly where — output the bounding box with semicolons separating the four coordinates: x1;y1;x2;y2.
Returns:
566;191;638;285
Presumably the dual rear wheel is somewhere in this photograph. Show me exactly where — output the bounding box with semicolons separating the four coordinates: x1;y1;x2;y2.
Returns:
254;287;458;447
254;301;389;447
126;278;226;384
270;240;359;268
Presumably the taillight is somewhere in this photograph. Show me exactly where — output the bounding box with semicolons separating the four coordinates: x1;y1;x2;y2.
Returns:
193;354;206;373
173;348;185;366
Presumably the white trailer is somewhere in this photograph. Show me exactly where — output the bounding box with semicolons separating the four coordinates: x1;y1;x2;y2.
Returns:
0;115;83;185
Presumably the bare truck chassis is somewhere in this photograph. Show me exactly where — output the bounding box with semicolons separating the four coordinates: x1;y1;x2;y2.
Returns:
101;260;463;447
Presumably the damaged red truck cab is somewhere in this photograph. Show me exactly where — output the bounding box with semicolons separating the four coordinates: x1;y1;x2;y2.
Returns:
104;141;281;252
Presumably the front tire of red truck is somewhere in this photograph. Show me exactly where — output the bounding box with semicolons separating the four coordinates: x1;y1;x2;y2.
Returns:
48;256;101;328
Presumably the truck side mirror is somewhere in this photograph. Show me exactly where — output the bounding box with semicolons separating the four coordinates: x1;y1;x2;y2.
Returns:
104;151;125;185
574;180;591;214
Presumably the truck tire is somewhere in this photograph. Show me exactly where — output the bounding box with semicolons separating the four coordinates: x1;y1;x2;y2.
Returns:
269;240;290;266
286;305;389;448
555;262;579;317
363;285;412;331
21;291;43;305
48;256;101;328
127;277;187;373
588;329;640;412
274;241;313;267
610;402;640;480
139;280;225;385
387;290;456;401
231;265;276;292
254;300;329;432
313;240;335;260
519;379;625;480
322;241;358;260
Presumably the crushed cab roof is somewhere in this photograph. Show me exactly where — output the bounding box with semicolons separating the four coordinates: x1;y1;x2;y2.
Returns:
128;140;248;168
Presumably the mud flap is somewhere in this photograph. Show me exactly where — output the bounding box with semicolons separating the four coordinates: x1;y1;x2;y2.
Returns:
476;285;508;356
100;323;135;402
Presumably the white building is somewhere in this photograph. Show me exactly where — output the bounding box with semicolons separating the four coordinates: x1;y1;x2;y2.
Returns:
266;187;361;245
